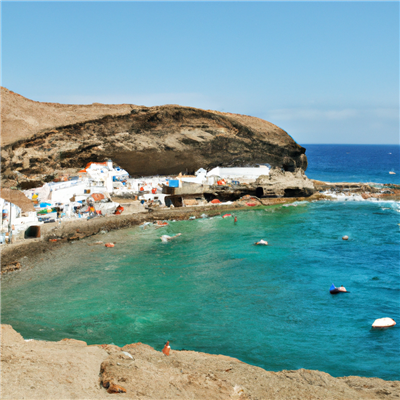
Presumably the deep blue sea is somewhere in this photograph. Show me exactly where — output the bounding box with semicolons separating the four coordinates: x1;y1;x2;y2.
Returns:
304;144;400;184
1;145;399;380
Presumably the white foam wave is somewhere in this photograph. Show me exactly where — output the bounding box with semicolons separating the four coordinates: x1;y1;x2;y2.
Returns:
321;191;400;206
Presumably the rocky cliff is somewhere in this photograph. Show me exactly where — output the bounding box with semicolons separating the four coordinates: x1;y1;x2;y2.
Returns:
1;87;307;187
1;324;398;400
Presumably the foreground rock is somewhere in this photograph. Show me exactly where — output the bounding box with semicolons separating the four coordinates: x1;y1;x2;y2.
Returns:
1;325;109;399
1;87;307;187
1;325;399;399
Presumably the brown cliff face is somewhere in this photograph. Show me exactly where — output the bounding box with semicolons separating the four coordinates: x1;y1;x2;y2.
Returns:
0;87;136;146
1;87;307;185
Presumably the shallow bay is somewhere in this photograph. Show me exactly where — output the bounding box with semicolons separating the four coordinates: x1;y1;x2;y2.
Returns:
2;200;399;380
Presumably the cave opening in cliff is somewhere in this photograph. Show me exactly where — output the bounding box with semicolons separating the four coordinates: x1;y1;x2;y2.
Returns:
204;192;249;203
282;164;295;172
165;196;183;208
284;188;305;197
24;225;41;239
255;187;277;198
256;187;264;198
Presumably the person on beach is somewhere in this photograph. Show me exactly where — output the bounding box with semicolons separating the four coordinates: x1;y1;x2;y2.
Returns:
255;239;268;245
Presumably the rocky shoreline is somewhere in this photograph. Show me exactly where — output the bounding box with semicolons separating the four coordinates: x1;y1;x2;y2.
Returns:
2;183;400;275
1;324;399;400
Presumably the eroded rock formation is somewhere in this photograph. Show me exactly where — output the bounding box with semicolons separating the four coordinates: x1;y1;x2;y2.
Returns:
255;167;316;198
1;87;307;188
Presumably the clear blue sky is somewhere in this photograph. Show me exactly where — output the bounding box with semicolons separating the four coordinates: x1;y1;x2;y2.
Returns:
2;1;399;144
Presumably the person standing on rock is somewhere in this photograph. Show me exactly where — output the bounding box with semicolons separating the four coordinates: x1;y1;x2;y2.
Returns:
162;341;171;356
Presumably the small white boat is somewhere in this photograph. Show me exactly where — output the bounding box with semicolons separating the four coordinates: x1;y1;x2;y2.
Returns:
389;171;396;175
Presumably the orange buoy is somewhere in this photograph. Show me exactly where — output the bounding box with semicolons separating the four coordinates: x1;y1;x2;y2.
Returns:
162;341;170;356
105;243;115;248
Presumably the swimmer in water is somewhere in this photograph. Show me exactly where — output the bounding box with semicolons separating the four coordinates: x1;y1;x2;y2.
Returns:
160;233;182;243
234;216;237;224
255;239;268;245
330;284;349;294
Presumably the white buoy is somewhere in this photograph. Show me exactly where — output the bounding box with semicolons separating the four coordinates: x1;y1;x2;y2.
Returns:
372;318;396;329
342;235;349;240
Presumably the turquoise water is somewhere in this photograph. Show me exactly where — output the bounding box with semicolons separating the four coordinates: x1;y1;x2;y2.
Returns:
2;200;399;380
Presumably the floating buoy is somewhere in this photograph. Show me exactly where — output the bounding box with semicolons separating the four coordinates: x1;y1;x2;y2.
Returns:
162;341;171;356
222;214;232;218
342;235;349;240
105;243;115;248
372;318;396;329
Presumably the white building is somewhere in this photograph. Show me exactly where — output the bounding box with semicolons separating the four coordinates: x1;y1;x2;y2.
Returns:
206;166;270;180
84;160;129;192
1;189;40;243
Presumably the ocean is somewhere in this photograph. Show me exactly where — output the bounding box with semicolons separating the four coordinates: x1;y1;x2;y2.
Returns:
304;144;400;184
1;144;399;380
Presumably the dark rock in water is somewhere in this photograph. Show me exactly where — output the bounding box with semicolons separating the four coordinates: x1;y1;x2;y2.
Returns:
372;276;380;280
1;262;21;274
1;87;307;185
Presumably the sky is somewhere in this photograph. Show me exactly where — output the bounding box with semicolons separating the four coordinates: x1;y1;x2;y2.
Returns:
1;1;399;144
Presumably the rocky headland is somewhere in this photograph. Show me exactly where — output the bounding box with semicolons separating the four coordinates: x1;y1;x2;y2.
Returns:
1;87;307;188
1;324;399;400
